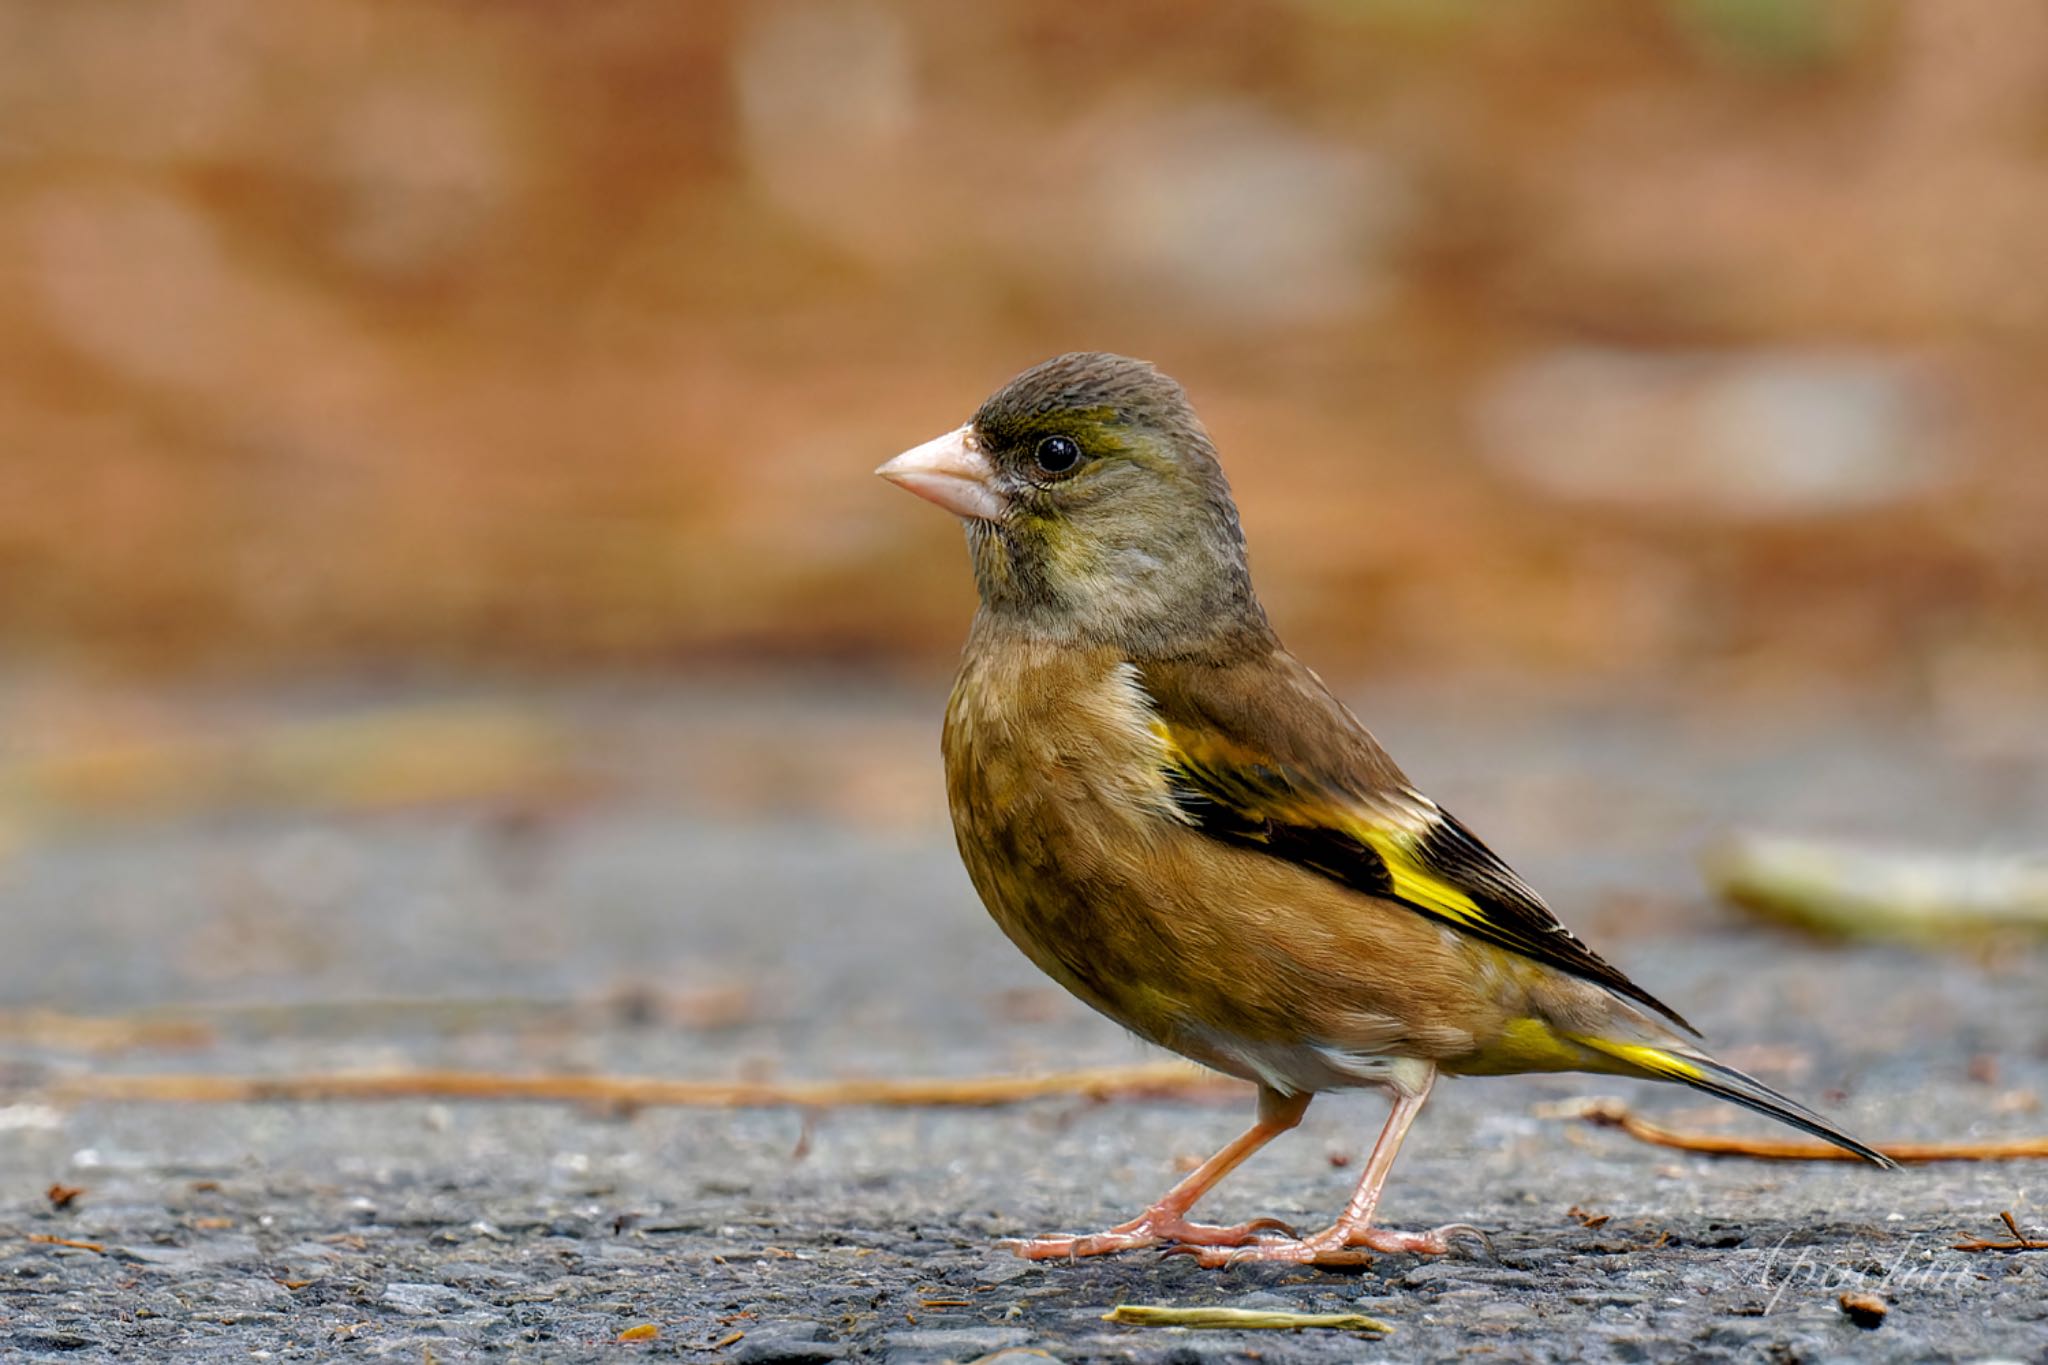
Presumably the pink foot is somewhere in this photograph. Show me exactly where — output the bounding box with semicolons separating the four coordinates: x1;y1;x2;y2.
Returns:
1346;1222;1488;1256
1002;1213;1297;1261
1167;1236;1374;1267
1168;1221;1485;1267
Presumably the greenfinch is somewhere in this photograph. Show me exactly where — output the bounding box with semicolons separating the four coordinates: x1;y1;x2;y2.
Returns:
878;352;1893;1267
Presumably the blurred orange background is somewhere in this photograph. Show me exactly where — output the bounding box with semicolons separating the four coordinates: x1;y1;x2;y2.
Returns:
4;0;2045;710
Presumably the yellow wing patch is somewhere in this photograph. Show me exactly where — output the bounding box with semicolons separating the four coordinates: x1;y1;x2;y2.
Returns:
1148;714;1698;1034
1352;825;1489;929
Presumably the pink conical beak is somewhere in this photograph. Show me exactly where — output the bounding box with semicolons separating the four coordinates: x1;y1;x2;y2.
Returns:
876;425;1007;522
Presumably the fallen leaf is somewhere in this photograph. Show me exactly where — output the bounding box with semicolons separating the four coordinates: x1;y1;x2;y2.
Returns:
1104;1305;1392;1334
1707;834;2048;944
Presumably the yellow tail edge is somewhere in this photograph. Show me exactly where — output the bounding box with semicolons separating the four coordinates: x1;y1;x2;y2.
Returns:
1564;1032;1896;1169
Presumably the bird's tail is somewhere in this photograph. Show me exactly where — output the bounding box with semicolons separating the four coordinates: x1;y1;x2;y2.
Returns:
1567;1034;1898;1169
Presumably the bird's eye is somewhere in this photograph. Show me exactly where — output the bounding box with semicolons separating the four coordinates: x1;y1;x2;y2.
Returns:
1034;435;1083;476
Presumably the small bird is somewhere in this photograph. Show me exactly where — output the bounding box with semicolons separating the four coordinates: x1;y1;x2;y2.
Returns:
877;352;1894;1267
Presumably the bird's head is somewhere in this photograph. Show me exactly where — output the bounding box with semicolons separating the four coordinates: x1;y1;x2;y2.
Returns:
878;352;1266;653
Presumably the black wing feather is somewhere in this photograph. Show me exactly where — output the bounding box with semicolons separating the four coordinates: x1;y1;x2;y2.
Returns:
1163;755;1699;1036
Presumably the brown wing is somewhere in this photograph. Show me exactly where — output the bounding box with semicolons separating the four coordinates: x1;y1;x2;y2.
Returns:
1136;648;1697;1035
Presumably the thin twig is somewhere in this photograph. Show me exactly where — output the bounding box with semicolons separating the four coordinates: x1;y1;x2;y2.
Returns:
0;988;757;1054
1574;1098;2048;1163
1953;1210;2048;1252
39;1063;1244;1110
0;1009;215;1053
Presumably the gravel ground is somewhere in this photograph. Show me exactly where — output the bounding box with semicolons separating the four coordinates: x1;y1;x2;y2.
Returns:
1;685;2044;1363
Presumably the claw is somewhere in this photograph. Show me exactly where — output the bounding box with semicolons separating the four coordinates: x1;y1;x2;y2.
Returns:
1439;1223;1495;1258
1238;1215;1300;1240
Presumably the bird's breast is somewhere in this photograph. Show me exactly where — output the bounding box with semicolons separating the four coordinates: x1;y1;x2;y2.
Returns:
941;639;1190;1024
946;642;1182;830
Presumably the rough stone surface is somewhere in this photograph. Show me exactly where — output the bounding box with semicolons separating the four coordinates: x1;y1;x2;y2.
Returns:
1;689;2044;1362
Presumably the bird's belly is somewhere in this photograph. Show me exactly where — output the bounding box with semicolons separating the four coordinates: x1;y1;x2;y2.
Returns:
942;648;1488;1093
951;783;1186;1042
946;747;1450;1091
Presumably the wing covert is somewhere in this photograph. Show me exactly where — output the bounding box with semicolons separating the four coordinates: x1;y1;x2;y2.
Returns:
1141;666;1696;1036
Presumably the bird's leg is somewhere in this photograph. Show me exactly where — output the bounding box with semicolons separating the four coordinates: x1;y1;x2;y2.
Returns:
1174;1066;1483;1267
1002;1088;1310;1260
